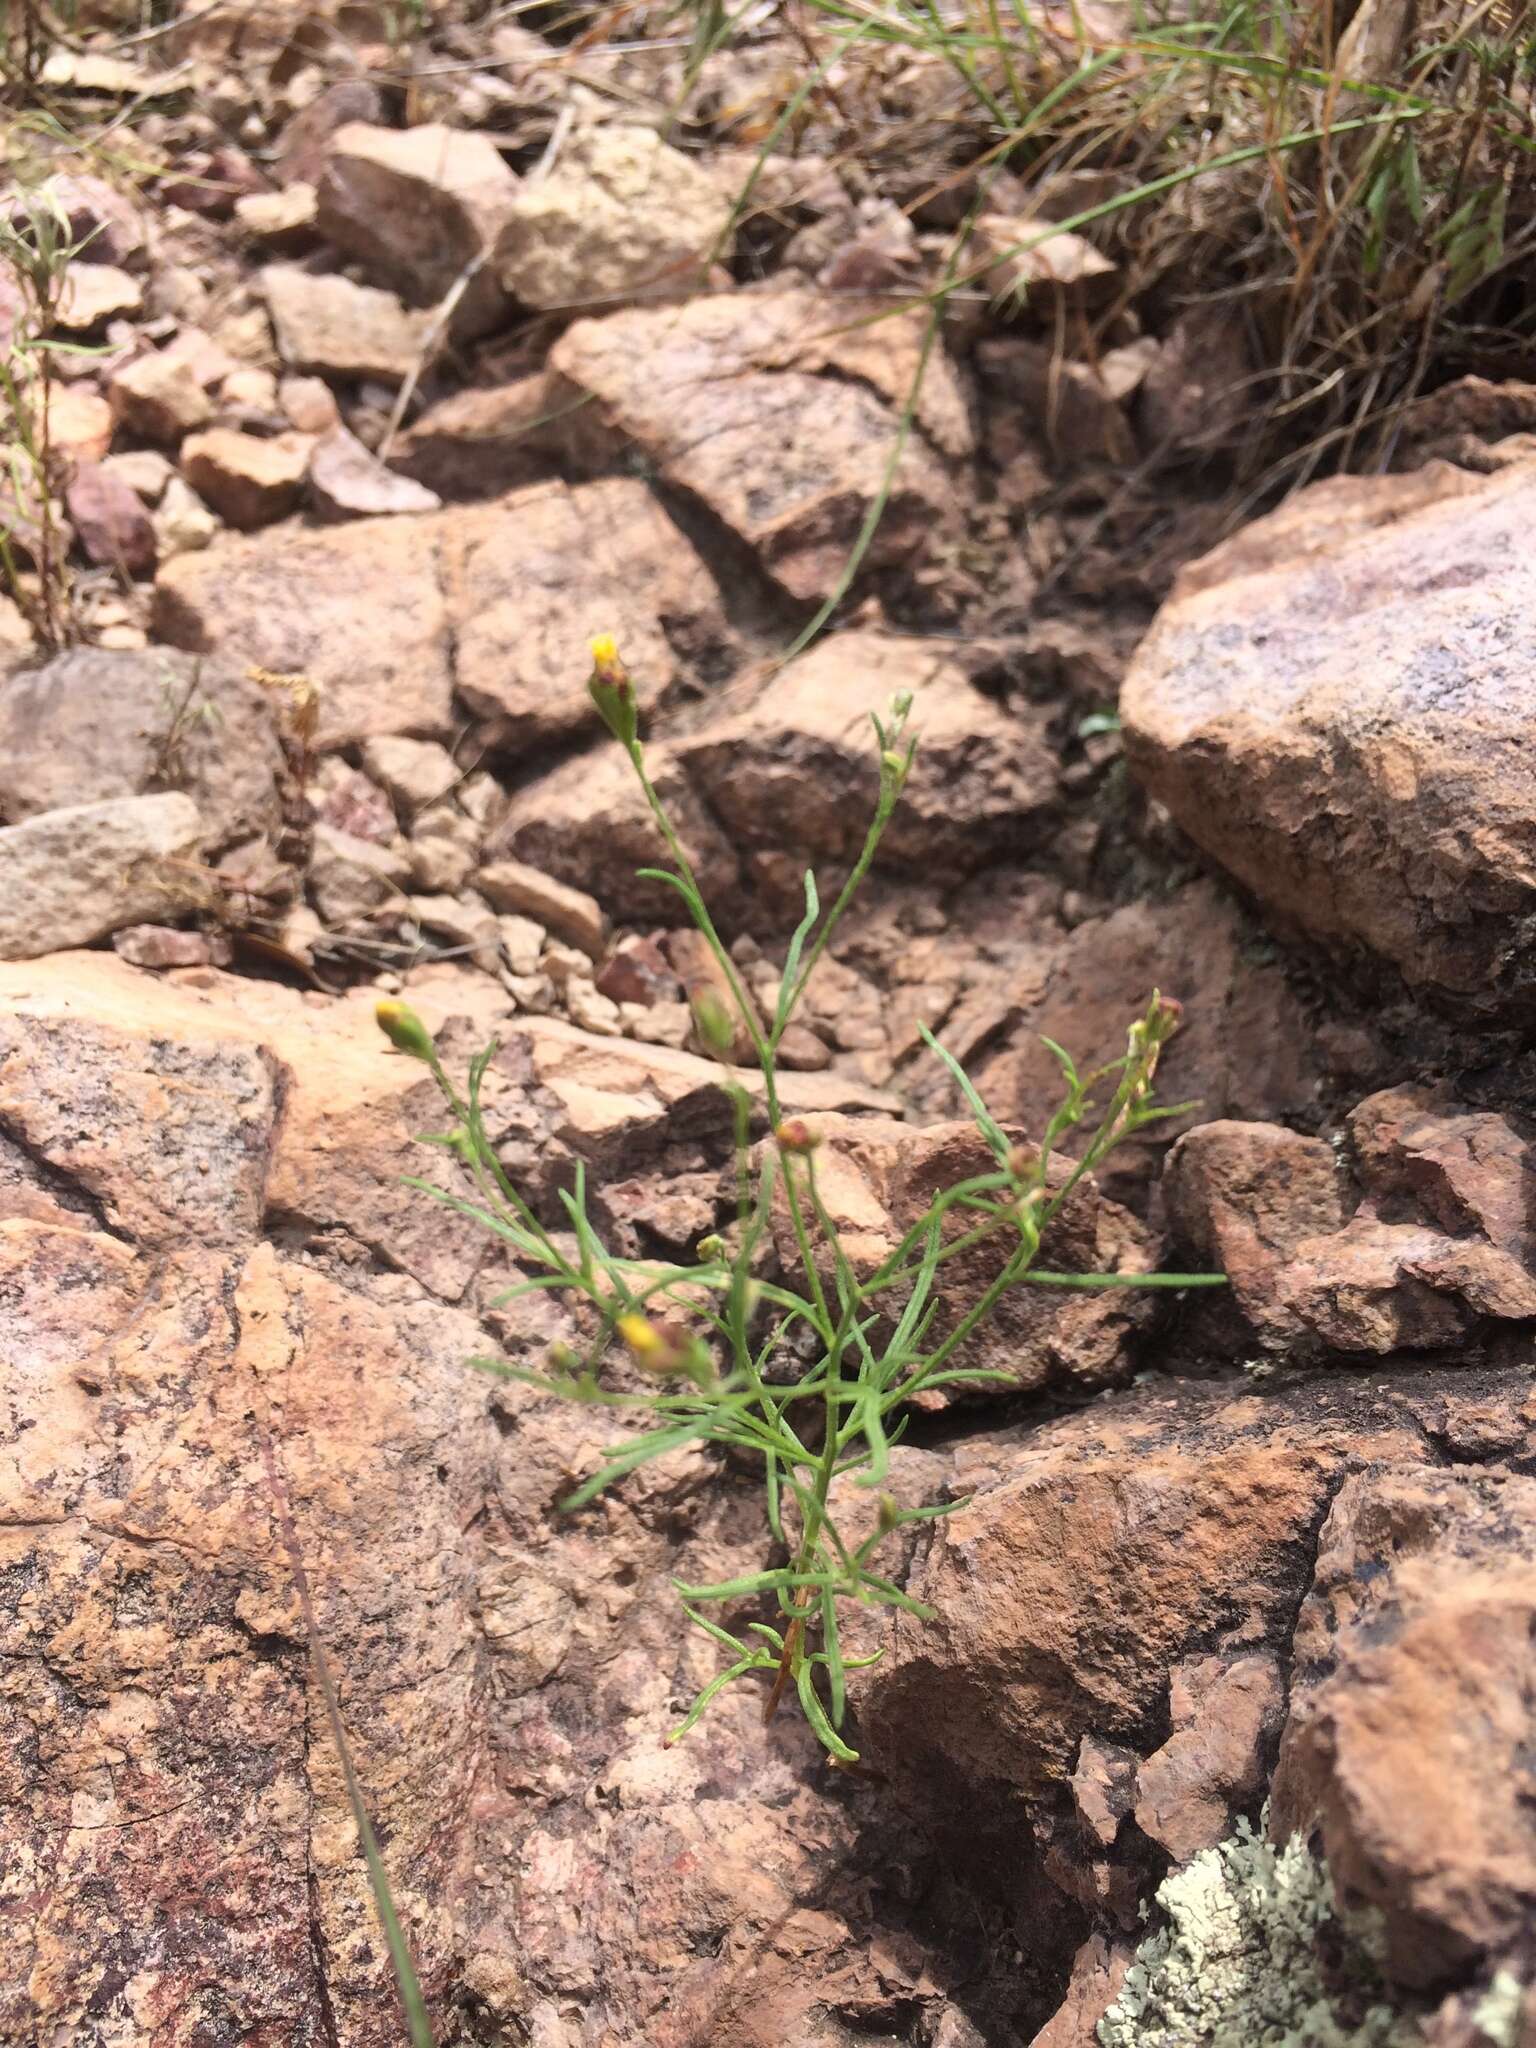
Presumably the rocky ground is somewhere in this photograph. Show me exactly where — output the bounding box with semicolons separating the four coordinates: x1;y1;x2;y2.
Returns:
4;5;1536;2046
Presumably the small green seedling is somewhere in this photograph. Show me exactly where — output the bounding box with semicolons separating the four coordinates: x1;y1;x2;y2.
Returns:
384;639;1225;1763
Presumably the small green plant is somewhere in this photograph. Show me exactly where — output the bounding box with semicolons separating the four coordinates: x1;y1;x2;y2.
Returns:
0;180;94;649
382;639;1224;1763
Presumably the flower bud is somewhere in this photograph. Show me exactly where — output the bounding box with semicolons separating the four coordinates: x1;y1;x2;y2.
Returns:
1148;991;1183;1041
1005;1141;1035;1182
547;1341;580;1373
877;1492;902;1535
775;1118;821;1155
375;999;436;1061
617;1312;712;1383
690;987;737;1061
696;1233;727;1261
890;690;913;721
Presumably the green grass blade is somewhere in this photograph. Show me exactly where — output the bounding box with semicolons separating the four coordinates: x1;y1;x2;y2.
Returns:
918;1023;1012;1165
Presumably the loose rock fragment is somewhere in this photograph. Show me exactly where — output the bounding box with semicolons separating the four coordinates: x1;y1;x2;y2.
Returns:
318;121;520;335
0;793;206;957
476;857;607;958
309;423;442;520
262;264;431;381
496;123;732;311
181;428;311;530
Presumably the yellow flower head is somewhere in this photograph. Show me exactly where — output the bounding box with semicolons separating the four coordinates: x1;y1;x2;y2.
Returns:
588;635;637;743
617;1312;667;1362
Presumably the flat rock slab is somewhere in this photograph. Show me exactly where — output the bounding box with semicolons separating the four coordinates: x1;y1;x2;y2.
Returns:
1121;456;1536;1016
547;289;971;602
0;949;931;2042
153;478;723;751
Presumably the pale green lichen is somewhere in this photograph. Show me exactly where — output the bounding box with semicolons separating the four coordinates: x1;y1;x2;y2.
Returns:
1098;1817;1422;2048
1471;1969;1525;2047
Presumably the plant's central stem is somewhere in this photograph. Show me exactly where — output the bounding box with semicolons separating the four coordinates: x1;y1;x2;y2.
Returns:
764;1335;842;1724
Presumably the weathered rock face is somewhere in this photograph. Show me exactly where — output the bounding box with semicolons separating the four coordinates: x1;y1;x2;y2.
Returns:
1163;1120;1345;1343
675;631;1057;878
1167;1088;1536;1356
0;953;1068;2046
1121;456;1536;1017
968;879;1327;1204
0;955;507;2042
546;290;971;601
1273;1465;1536;1988
853;1369;1536;1927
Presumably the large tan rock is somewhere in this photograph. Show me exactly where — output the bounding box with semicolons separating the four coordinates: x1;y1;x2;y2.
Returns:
1348;1083;1535;1257
387;374;556;501
309;422;443;520
108;345;212;441
438;478;725;749
155;511;454;747
1121;456;1536;1015
499;628;1053;928
1273;1465;1536;1987
0;953;510;2040
547;290;971;601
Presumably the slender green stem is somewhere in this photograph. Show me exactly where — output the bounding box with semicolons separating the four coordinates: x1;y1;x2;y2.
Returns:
771;771;905;1053
627;741;782;1124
